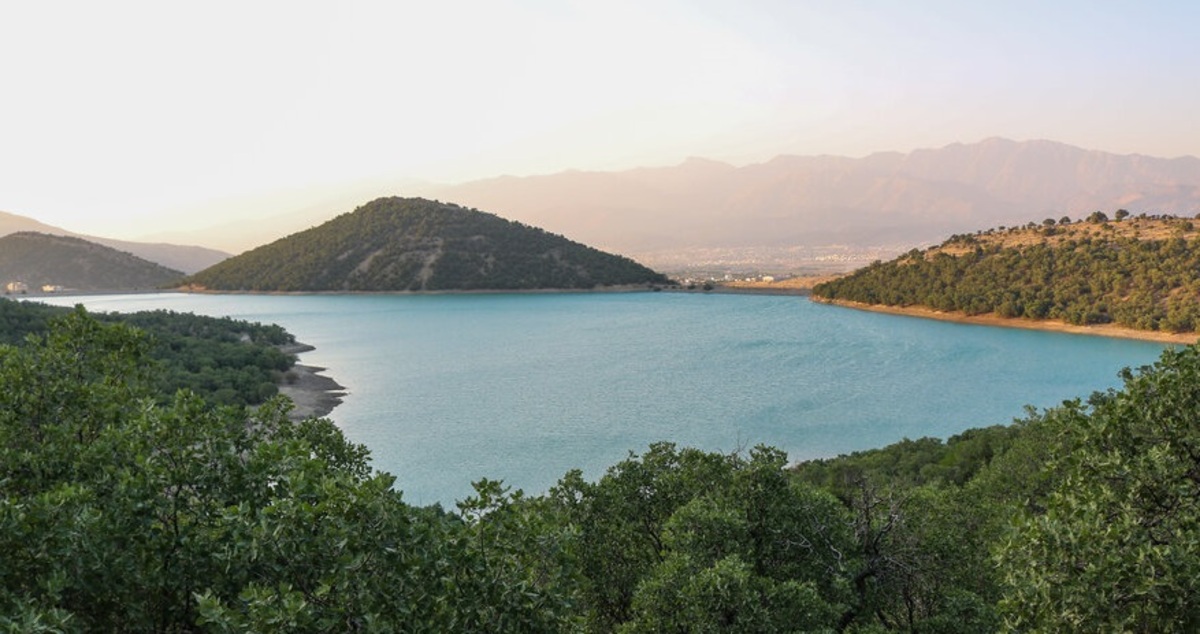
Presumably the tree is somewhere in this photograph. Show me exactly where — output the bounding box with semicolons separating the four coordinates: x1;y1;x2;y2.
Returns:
615;447;849;633
549;444;863;633
0;309;581;632
997;346;1200;632
549;443;738;630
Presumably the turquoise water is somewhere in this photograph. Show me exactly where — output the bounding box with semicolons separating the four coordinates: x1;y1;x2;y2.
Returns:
41;292;1169;507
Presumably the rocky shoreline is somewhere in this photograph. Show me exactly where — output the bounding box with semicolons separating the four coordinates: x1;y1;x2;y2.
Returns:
277;343;347;420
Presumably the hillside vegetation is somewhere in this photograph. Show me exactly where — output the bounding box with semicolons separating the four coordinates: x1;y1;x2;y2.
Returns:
0;299;295;407
5;309;1200;631
814;213;1200;332
183;197;669;291
0;232;185;291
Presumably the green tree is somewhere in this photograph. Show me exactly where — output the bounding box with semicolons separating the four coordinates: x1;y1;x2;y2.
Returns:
0;309;581;632
619;448;849;633
549;443;738;630
997;346;1200;632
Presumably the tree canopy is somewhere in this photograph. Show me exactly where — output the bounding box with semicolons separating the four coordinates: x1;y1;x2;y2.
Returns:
0;309;581;631
814;216;1200;332
1;299;296;407
996;346;1200;632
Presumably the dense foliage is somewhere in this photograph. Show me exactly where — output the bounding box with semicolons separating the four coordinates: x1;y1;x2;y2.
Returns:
996;346;1200;632
184;197;670;291
0;311;580;631
0;232;184;291
4;308;1200;631
814;219;1200;332
0;299;295;407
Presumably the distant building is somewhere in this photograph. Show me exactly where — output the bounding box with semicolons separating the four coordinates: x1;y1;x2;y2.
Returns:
41;284;64;293
5;281;28;293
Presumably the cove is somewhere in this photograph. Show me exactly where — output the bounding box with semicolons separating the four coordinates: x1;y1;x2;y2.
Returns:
40;291;1169;507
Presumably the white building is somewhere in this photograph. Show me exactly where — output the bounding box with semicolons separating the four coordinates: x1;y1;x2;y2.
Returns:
5;281;28;293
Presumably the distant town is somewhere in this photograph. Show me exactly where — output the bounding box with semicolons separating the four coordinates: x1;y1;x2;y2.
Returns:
636;244;910;283
4;281;64;294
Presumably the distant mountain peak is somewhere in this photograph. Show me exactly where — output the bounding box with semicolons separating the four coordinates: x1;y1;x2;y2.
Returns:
678;156;734;169
411;139;1200;270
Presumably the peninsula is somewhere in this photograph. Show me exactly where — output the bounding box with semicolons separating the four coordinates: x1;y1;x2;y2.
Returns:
812;213;1200;343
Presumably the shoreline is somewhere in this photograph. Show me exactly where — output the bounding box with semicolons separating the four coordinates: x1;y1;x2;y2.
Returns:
708;285;811;296
813;297;1200;345
277;343;347;420
175;283;669;296
716;275;844;296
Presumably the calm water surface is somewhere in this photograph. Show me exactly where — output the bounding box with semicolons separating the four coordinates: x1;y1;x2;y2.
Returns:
42;292;1168;507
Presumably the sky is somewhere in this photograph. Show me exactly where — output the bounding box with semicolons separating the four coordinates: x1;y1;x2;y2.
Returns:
3;0;1199;243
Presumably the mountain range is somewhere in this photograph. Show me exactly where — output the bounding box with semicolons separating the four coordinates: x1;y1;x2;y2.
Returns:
8;139;1200;275
151;138;1200;273
0;211;229;274
414;138;1200;266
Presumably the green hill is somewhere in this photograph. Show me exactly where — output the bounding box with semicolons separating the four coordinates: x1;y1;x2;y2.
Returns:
0;232;185;292
813;214;1200;332
183;197;670;291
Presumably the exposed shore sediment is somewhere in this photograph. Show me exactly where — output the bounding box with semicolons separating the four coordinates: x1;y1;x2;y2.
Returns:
813;297;1200;345
277;343;347;420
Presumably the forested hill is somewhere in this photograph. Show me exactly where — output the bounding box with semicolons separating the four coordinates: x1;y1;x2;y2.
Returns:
813;213;1200;333
0;232;185;291
183;197;670;291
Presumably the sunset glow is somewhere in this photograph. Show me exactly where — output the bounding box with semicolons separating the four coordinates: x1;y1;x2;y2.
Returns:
2;1;1197;242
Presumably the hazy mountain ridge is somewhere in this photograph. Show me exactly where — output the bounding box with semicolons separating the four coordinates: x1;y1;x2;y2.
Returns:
12;139;1198;275
0;211;229;274
182;197;669;292
413;138;1200;265
0;232;185;291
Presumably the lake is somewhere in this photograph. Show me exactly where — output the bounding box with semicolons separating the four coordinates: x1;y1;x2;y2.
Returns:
40;291;1169;507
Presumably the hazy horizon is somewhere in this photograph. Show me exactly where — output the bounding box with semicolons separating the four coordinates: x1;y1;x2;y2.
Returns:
4;1;1199;246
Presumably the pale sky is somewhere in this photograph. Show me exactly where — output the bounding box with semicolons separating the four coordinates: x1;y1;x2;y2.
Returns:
3;0;1198;243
